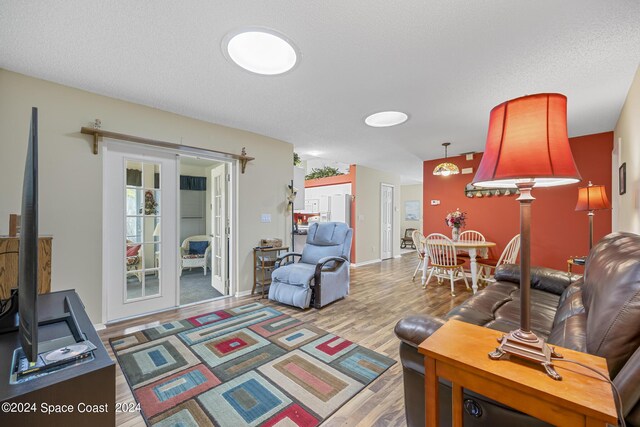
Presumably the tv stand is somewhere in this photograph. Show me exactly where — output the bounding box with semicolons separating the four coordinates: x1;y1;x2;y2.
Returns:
0;291;84;344
0;290;115;426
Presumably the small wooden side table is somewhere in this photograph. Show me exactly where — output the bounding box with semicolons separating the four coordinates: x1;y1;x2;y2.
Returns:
0;236;52;299
567;257;586;283
252;246;289;298
418;320;617;427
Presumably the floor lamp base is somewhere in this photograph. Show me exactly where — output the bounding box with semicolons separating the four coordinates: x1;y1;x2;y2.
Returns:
489;329;563;380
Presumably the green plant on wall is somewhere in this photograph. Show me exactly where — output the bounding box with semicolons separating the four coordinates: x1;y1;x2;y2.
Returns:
293;152;302;167
305;166;344;180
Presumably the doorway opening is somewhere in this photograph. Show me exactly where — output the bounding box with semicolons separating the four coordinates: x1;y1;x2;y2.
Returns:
381;183;394;260
178;156;232;305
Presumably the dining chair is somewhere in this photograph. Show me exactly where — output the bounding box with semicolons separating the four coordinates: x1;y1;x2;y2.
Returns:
457;230;486;259
411;230;425;281
423;233;469;296
477;234;521;284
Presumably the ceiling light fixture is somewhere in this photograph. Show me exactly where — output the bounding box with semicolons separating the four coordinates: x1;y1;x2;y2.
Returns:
365;111;408;127
433;142;460;176
224;28;298;75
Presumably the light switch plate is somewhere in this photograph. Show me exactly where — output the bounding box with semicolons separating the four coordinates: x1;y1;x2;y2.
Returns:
431;200;440;205
261;214;271;223
466;153;474;161
462;167;474;174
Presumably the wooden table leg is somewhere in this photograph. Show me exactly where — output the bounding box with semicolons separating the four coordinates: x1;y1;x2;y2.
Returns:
452;382;463;427
469;248;479;294
425;357;439;427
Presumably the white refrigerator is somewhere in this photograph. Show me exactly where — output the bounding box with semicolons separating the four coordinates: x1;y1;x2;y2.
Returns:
328;194;351;225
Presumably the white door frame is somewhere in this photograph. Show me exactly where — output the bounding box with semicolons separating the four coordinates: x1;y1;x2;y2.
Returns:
177;154;236;304
101;142;238;324
380;183;394;260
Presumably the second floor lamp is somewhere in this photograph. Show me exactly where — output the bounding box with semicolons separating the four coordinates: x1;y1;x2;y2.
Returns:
575;182;611;250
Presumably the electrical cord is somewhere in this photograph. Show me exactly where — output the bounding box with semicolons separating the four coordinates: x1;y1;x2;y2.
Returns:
0;251;20;313
552;357;626;427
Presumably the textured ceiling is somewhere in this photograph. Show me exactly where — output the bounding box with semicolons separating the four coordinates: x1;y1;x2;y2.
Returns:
2;1;639;183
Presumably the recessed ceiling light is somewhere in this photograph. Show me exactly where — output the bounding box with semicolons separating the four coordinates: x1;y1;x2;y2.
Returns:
224;28;298;75
365;111;409;127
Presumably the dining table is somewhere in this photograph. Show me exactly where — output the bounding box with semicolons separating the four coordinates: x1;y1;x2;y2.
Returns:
421;238;496;294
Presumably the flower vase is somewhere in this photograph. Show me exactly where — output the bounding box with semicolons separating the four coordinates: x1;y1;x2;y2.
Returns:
452;227;460;241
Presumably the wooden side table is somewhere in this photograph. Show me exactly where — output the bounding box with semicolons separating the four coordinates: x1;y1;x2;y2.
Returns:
567;257;586;283
0;236;52;299
418;320;617;427
252;246;289;298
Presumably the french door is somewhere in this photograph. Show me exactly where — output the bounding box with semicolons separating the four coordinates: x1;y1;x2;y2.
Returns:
103;142;178;321
210;163;228;295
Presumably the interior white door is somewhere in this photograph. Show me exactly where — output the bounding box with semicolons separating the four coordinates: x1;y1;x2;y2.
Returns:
381;184;394;260
103;142;178;321
211;163;228;295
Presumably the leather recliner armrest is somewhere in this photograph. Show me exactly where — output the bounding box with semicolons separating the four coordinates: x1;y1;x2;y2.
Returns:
394;315;446;349
495;264;579;296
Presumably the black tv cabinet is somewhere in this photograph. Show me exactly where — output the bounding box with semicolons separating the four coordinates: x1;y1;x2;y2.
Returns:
0;290;115;426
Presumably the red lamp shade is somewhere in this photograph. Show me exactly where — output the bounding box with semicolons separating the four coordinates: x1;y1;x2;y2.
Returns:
473;93;581;188
575;183;611;211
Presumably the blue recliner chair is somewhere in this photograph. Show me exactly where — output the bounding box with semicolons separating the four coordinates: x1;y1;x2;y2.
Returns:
269;222;353;309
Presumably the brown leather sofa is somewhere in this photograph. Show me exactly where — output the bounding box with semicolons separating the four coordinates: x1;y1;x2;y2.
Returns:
395;232;640;427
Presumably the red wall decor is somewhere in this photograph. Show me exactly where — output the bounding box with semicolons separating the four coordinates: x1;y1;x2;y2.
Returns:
422;132;613;271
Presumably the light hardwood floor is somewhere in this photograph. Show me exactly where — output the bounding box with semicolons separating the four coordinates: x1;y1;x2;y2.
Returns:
99;253;473;426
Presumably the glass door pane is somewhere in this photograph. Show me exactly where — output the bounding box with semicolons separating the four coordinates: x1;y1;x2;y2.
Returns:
125;160;162;302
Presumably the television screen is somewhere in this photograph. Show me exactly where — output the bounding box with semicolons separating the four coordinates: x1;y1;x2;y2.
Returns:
19;107;39;362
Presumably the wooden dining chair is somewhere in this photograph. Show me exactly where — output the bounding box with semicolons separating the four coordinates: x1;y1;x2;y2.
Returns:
477;234;521;284
457;230;486;259
411;230;426;281
424;233;469;296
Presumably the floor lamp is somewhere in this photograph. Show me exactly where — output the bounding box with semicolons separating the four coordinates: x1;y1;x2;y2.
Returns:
472;93;581;380
575;182;611;250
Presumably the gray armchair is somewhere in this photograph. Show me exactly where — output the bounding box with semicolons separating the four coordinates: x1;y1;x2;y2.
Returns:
269;222;353;309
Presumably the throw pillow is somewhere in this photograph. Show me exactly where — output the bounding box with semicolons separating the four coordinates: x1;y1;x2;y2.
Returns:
189;240;208;255
126;244;141;257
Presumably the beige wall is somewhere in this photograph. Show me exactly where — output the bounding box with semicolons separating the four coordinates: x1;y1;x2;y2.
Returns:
354;165;401;264
613;65;640;234
400;184;423;242
0;69;292;323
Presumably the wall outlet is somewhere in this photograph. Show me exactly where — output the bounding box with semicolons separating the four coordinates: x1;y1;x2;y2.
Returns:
462;167;474;175
260;214;271;223
431;200;440;205
466;153;474;161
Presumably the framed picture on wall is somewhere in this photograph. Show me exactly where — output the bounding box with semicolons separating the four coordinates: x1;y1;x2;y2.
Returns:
404;200;420;221
619;162;626;195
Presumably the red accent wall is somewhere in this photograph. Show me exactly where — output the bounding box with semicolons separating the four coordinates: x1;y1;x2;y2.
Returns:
422;132;613;271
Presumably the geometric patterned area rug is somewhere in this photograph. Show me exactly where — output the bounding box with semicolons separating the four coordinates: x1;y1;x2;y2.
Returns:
110;302;396;426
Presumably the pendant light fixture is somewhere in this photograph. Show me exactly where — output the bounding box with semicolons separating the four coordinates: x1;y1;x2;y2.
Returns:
433;142;460;176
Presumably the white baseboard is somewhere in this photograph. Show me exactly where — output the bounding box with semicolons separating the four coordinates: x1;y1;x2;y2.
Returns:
93;323;106;331
235;289;254;297
351;258;382;268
